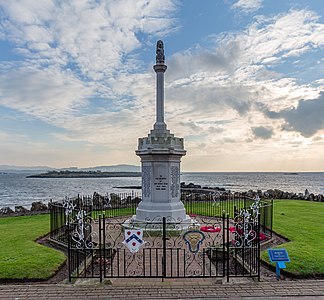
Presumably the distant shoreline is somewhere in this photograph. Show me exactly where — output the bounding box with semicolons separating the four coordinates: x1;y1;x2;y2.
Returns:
27;171;141;178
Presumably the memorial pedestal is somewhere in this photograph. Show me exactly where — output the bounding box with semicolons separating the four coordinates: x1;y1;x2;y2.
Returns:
133;128;191;225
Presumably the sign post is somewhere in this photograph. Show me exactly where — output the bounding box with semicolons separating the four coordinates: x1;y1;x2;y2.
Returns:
268;248;290;280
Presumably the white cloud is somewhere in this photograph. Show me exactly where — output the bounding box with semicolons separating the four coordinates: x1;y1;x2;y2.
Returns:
155;7;324;169
53;109;147;146
314;78;324;85
231;10;323;76
169;10;324;85
231;0;262;12
0;0;179;80
0;0;179;131
165;9;324;118
0;65;92;120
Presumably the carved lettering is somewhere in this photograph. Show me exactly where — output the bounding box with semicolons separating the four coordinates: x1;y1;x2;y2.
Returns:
154;175;168;191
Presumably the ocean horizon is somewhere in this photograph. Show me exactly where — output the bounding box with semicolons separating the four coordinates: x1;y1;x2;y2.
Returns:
0;171;323;209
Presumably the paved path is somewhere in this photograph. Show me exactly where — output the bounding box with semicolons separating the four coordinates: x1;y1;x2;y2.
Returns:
1;279;324;299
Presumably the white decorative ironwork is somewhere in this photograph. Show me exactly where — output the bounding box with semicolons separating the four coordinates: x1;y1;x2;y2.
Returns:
62;197;76;225
71;210;95;249
212;192;221;207
250;195;261;217
233;207;257;248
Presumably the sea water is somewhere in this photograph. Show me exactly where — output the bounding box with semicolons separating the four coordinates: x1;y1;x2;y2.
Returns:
0;172;323;208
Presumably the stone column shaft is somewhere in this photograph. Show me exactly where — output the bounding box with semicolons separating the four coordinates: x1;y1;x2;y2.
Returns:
153;64;167;131
156;71;164;124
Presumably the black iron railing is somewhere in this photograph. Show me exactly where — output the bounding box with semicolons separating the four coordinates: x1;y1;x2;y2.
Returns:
47;192;274;282
50;192;273;245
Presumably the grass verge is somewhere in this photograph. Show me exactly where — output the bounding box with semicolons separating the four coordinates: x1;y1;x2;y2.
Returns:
0;214;66;280
261;199;324;277
92;207;134;218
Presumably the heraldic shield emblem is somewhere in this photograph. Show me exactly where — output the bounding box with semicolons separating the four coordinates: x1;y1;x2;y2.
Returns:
183;230;205;254
123;229;145;253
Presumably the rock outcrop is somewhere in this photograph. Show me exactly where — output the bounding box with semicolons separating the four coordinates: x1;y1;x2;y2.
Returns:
31;201;48;211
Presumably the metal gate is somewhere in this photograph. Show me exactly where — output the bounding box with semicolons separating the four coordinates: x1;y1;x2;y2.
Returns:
67;211;260;281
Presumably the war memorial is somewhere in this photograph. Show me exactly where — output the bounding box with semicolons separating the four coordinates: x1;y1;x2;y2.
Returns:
48;41;273;282
129;40;191;227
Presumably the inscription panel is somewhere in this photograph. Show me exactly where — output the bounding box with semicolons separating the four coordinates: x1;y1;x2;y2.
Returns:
154;175;168;191
153;164;168;193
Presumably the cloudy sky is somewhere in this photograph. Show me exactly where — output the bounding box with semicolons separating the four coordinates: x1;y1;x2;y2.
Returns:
0;0;323;171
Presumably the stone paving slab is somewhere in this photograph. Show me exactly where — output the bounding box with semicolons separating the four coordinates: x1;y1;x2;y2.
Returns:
1;280;324;299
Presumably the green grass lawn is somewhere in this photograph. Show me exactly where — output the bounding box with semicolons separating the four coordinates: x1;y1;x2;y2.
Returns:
261;200;324;277
92;207;135;219
0;214;66;280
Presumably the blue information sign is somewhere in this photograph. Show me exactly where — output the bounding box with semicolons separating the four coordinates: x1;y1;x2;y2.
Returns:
268;249;290;262
268;248;290;280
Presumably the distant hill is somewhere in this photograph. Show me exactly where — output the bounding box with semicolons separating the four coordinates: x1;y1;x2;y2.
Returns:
0;165;53;172
81;165;141;172
0;164;141;172
27;170;141;178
